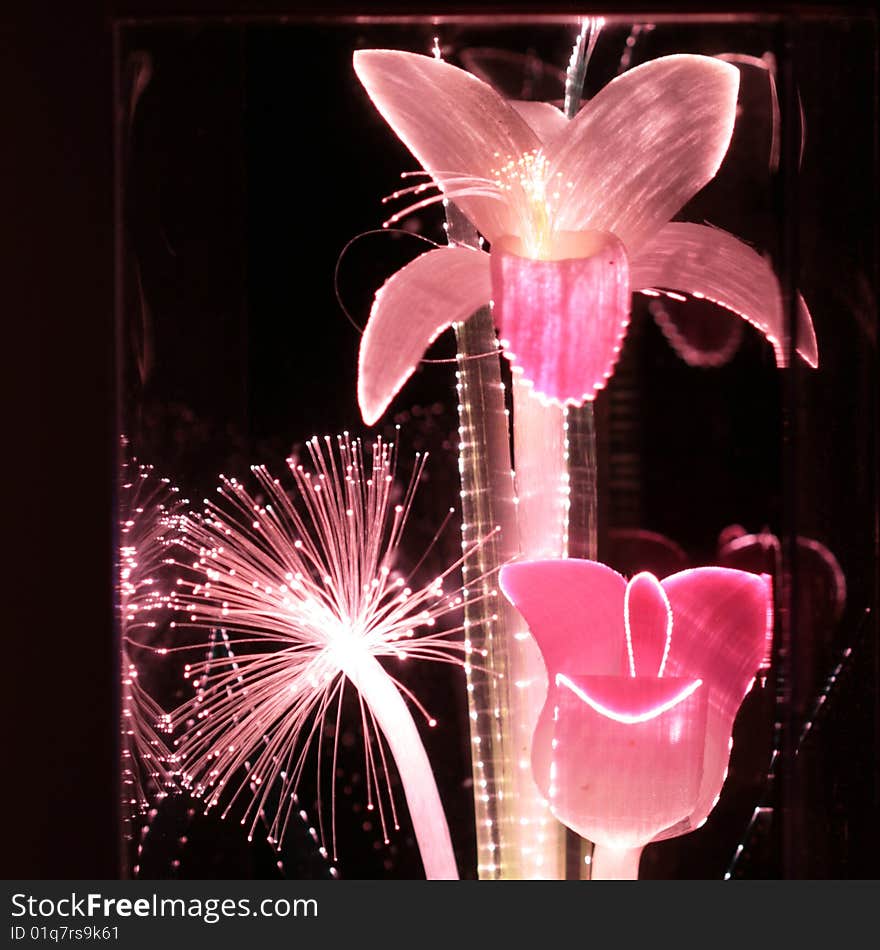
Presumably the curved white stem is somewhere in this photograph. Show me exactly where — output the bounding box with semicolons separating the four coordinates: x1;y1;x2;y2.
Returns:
346;652;459;880
590;844;644;880
510;377;570;880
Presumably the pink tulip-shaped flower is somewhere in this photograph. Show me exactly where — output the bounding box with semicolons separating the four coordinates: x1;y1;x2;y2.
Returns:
353;50;817;424
499;559;772;879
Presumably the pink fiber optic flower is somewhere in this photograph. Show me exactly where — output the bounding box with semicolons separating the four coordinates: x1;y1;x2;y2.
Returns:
118;452;183;835
353;50;818;424
499;559;772;870
169;436;477;879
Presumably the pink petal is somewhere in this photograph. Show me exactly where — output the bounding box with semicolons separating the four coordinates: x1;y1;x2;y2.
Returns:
624;572;673;678
631;222;818;368
353;50;540;244
548;55;740;252
656;567;772;838
548;672;707;849
498;559;627;680
500;558;628;797
491;232;630;405
662;567;771;692
358;247;491;425
509;100;569;145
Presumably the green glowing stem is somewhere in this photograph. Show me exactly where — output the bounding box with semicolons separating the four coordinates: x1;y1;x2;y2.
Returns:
346;652;459;880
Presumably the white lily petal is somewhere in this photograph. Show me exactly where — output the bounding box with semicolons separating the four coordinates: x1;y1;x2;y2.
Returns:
358;246;492;425
631;222;818;368
548;55;740;252
354;50;541;244
510;100;569;145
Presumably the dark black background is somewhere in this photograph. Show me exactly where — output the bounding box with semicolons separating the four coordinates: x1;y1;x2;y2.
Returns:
4;1;878;881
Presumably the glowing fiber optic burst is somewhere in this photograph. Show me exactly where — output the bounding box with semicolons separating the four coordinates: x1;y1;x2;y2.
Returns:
118;449;183;839
170;435;482;879
500;559;772;879
487;149;569;259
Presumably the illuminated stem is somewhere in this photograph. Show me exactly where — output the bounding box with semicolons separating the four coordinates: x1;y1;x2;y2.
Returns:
510;377;570;880
507;346;601;882
566;404;599;561
346;652;458;880
590;844;643;880
561;19;602;881
448;201;578;878
564;405;600;880
453;308;523;879
447;202;525;879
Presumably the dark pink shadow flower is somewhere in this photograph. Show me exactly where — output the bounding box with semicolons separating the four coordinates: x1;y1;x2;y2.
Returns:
717;525;846;682
499;559;772;875
606;527;690;579
353;50;817;424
